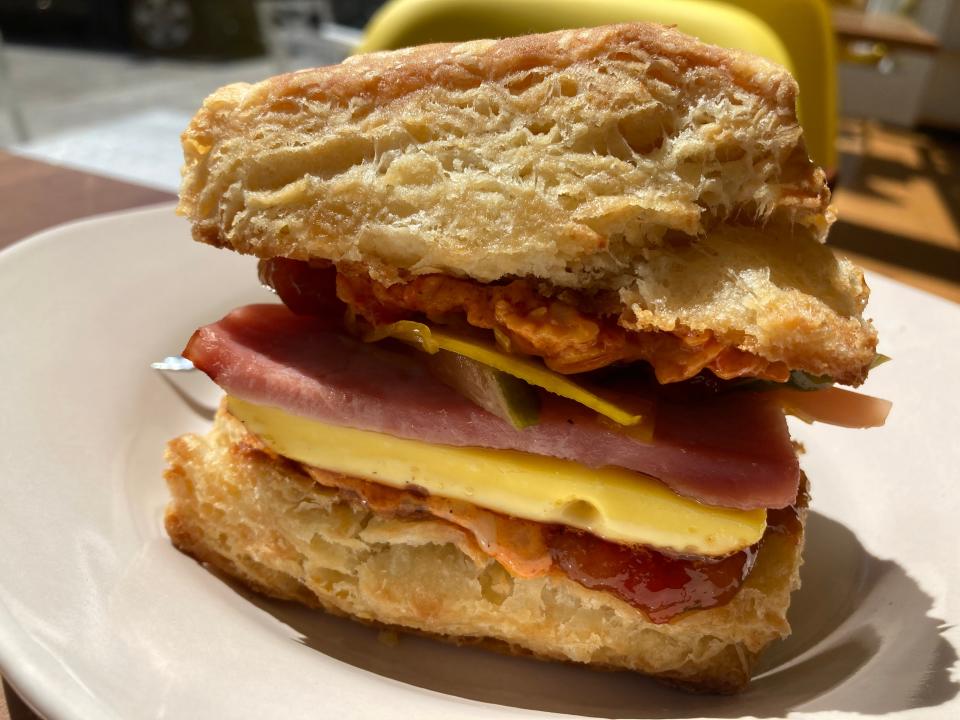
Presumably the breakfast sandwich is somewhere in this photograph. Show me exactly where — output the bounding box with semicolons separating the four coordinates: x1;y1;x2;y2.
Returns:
164;23;890;692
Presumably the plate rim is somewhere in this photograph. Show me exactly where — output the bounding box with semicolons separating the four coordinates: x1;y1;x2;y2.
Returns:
0;204;957;720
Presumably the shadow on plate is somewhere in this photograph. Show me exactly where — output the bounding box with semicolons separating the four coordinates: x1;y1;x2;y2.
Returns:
218;512;957;718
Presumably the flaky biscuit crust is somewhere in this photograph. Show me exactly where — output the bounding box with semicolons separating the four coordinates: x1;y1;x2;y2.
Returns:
178;23;876;384
164;407;805;693
180;23;828;285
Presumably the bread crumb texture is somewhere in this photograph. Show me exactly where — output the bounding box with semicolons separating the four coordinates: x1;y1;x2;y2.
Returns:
164;407;805;692
180;23;876;384
181;24;830;280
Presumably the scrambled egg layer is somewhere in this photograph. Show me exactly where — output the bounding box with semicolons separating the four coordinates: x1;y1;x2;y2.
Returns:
227;396;767;558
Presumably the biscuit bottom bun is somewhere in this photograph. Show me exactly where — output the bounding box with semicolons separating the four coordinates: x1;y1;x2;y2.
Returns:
165;405;806;693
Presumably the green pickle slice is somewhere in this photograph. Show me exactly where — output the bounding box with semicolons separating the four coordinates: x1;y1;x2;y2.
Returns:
427;350;540;429
363;319;643;427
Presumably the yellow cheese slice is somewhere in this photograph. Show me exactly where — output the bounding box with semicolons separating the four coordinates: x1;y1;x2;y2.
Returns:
364;320;644;427
227;396;765;556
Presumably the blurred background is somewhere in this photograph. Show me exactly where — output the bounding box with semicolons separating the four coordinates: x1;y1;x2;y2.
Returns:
0;3;957;713
0;0;957;301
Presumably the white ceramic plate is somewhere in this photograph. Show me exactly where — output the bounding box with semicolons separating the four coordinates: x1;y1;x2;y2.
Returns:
0;205;957;720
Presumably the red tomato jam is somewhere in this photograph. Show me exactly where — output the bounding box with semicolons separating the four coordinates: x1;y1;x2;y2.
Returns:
546;528;755;623
258;257;343;318
767;505;804;540
547;496;803;623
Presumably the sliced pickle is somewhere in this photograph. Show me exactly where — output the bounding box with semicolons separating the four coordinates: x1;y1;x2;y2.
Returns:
427;350;540;429
364;320;643;426
774;386;891;428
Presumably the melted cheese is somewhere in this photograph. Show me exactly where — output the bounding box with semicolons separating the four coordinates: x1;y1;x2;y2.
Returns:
364;320;645;427
228;396;765;556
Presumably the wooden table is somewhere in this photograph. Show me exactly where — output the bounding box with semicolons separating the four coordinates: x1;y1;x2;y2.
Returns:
0;149;955;718
0;151;174;249
832;6;940;53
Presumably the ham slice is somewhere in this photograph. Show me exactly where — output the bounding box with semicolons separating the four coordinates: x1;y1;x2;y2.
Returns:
184;304;800;510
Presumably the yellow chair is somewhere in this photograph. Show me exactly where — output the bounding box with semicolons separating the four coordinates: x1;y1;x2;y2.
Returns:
358;0;836;173
708;0;837;174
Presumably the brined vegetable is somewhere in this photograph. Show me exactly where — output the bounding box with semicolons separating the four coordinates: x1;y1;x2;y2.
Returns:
364;320;643;426
427;350;540;429
775;386;891;428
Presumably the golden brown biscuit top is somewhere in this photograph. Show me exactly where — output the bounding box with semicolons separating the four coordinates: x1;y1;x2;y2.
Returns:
178;22;875;384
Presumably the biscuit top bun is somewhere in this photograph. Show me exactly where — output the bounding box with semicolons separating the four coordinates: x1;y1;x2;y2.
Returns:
178;23;877;385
